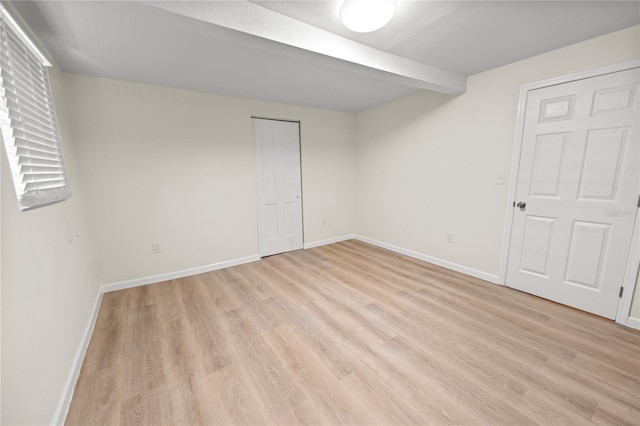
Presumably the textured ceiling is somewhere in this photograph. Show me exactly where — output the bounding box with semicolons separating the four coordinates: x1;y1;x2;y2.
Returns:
11;0;640;112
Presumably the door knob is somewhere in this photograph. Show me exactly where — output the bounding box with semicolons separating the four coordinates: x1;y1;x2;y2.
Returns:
517;201;526;208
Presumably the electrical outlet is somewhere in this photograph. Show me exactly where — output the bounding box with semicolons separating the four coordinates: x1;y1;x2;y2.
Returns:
152;243;162;254
447;233;455;243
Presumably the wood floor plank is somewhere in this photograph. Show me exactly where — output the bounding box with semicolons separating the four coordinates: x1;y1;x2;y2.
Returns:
182;297;233;374
266;294;357;381
337;371;427;425
159;317;203;384
119;395;145;426
195;364;273;425
265;324;363;425
391;288;616;420
220;308;307;418
145;378;204;426
66;241;640;425
150;280;188;325
66;368;122;425
276;398;329;425
199;271;241;314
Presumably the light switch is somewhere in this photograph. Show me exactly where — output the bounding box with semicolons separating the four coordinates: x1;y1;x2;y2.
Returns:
495;172;505;185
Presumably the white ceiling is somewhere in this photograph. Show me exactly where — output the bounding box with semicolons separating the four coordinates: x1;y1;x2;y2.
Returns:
11;1;640;112
251;1;640;75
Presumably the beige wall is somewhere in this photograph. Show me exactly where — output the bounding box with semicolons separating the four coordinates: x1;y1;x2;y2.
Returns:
356;25;639;281
1;67;100;425
62;74;356;285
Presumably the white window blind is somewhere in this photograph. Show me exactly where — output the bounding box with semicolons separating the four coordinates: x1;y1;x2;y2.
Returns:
0;4;71;210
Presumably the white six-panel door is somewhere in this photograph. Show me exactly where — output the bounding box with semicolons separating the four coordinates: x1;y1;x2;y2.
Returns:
506;68;639;319
253;118;303;257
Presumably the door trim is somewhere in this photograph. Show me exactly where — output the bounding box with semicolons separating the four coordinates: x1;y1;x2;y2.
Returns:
498;59;640;327
616;210;640;326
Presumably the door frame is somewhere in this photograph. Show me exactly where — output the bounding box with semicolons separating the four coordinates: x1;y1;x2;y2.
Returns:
251;116;305;256
497;59;640;327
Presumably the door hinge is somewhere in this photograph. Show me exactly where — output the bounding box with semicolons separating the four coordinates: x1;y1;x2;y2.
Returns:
637;195;640;208
619;286;624;298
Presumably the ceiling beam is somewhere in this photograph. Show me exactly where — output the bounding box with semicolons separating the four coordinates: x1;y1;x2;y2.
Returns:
144;1;466;95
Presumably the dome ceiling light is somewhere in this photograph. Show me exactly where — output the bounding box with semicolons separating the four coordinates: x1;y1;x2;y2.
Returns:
339;0;397;33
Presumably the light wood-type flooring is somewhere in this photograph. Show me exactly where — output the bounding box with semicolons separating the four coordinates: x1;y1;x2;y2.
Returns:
66;240;640;425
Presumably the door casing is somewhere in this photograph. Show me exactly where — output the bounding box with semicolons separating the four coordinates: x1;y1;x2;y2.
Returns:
498;60;640;327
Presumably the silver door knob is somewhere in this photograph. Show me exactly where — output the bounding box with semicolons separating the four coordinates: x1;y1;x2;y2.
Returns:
517;201;526;208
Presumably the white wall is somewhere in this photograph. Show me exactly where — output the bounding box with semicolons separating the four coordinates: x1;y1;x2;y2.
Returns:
62;74;356;285
356;26;640;281
1;67;100;425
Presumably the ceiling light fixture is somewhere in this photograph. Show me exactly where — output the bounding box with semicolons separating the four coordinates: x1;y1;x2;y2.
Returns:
339;0;397;33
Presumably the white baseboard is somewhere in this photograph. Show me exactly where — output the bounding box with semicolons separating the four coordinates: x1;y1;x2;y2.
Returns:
101;254;261;293
51;291;103;425
626;316;640;330
354;235;500;284
304;234;355;249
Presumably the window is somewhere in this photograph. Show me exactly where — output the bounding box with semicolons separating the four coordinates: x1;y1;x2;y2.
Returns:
0;4;71;210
